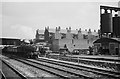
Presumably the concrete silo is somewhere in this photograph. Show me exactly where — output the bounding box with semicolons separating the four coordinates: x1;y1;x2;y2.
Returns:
101;13;113;33
113;15;120;37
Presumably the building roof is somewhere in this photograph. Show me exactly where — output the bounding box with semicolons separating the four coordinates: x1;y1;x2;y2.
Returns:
0;38;21;45
93;38;120;44
36;29;98;35
0;38;20;40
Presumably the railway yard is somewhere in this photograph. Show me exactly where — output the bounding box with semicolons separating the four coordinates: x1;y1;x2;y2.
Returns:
0;53;120;79
1;2;120;79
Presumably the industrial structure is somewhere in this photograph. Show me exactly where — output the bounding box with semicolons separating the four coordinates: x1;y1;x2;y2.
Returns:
93;6;120;56
100;5;120;37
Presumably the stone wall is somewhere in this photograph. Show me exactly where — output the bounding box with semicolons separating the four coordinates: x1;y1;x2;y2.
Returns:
52;38;95;52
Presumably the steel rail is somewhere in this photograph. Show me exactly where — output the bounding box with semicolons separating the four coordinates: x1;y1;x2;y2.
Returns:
1;59;27;79
37;57;120;79
15;58;95;79
0;69;6;79
11;58;78;79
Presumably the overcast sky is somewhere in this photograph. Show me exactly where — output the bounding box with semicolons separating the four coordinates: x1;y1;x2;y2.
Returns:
1;0;120;39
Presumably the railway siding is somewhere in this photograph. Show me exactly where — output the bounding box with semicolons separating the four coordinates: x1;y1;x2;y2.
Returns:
36;58;120;77
38;56;120;78
48;54;120;72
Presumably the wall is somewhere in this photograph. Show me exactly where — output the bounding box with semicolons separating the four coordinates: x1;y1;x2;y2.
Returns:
50;27;98;52
52;38;94;52
52;39;59;51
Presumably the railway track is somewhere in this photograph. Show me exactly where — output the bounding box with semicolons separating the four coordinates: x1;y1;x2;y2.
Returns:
2;54;78;79
12;58;108;79
2;54;120;79
25;59;97;79
0;69;6;79
1;59;27;79
67;57;120;72
72;56;120;62
4;54;99;79
9;56;103;79
49;54;120;73
36;57;120;79
9;57;79;79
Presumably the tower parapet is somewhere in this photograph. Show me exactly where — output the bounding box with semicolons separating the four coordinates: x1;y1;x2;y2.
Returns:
66;27;73;39
55;26;61;39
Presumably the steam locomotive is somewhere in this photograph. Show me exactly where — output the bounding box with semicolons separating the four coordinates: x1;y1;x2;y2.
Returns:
2;45;41;58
